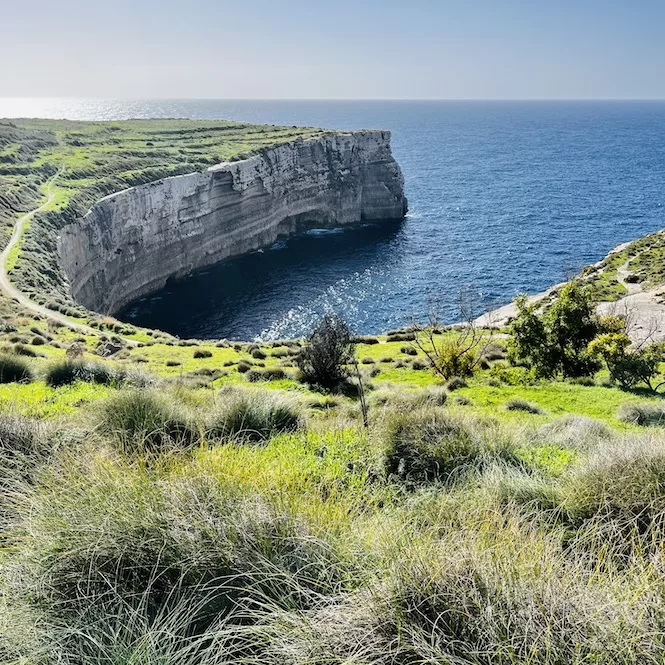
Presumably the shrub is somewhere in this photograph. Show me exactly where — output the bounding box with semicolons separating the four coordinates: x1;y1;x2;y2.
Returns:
483;342;506;361
588;333;664;390
383;409;518;484
387;332;415;342
360;356;375;364
297;313;354;389
45;360;115;387
0;354;33;383
505;398;544;415
618;401;665;426
246;367;287;383
208;388;301;441
97;390;196;453
539;415;612;451
237;360;252;373
31;335;46;346
570;376;596;386
411;359;427;371
432;338;478;379
445;376;467;391
250;348;267;360
351;335;379;345
400;346;417;356
379;356;393;363
192;349;212;359
509;282;601;378
165;359;181;367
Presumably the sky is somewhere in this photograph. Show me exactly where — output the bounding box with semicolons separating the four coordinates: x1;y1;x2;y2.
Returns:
2;0;664;100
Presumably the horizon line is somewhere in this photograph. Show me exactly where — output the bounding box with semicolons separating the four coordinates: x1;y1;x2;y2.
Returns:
2;96;665;103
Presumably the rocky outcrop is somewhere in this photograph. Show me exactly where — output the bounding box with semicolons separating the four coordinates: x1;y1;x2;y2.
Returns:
57;130;406;314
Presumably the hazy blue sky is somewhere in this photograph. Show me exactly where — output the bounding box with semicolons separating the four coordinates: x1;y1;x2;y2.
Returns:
2;0;664;99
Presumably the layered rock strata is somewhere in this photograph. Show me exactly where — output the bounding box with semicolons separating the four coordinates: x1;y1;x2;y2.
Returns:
58;130;407;314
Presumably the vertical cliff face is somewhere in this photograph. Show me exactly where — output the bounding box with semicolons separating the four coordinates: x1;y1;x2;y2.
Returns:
57;130;407;315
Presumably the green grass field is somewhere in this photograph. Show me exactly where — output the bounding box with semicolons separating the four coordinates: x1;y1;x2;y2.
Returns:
1;313;665;662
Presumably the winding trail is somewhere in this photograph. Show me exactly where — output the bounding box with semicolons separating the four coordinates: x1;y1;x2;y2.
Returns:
0;178;123;341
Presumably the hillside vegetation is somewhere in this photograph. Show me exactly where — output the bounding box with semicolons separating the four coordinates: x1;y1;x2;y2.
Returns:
3;117;665;663
1;290;665;663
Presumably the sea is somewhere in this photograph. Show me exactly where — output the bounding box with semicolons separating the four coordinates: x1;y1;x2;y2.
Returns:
2;98;664;340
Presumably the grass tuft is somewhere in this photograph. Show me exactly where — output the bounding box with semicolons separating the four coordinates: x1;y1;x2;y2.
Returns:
0;353;33;384
208;388;302;442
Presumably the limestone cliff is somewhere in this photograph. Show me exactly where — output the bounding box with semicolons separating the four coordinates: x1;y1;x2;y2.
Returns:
58;130;406;314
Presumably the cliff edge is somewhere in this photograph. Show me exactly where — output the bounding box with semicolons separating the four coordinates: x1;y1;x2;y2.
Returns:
57;130;406;315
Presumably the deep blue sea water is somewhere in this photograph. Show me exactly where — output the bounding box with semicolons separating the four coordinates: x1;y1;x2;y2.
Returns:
2;99;664;340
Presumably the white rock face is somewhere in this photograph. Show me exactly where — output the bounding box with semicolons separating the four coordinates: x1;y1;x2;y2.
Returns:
58;130;406;314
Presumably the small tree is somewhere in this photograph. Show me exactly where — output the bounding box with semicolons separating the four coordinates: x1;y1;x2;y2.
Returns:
413;288;494;381
508;282;600;378
589;332;665;391
508;295;551;376
544;281;600;378
297;313;355;390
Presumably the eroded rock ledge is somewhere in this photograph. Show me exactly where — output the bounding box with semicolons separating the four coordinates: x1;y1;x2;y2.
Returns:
57;130;407;315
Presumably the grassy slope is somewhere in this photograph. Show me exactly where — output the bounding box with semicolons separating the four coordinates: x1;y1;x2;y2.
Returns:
581;228;665;301
2;333;665;662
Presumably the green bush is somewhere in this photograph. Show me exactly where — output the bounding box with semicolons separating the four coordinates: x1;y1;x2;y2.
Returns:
246;367;287;383
97;390;196;453
505;397;544;415
351;335;379;345
208;388;301;441
445;376;467;391
297;314;354;389
617;401;665;426
0;354;33;384
383;409;518;484
45;360;115;387
192;348;212;359
509;282;600;378
570;376;596;386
